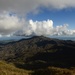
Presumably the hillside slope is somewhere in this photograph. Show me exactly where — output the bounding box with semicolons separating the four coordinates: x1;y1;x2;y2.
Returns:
0;61;30;75
0;36;75;69
0;61;75;75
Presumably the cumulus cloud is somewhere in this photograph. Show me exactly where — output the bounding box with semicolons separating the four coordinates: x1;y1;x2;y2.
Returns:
0;0;75;14
22;19;53;36
0;12;24;35
53;25;75;36
22;21;75;36
0;1;75;37
0;12;75;37
14;18;75;36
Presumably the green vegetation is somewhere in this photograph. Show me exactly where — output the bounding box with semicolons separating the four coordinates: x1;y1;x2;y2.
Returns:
0;61;75;75
0;61;31;75
0;36;75;75
32;67;75;75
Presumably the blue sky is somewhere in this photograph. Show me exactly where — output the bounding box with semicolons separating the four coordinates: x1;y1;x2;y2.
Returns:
27;8;75;29
0;0;75;36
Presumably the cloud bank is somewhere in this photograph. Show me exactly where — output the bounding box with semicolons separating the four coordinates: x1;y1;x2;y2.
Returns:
0;12;75;37
0;12;24;36
0;0;75;14
0;1;75;37
18;20;75;36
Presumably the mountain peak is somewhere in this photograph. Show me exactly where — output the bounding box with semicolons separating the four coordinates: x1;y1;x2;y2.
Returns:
30;35;51;40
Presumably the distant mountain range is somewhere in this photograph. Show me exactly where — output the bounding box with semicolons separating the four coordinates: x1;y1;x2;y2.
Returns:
0;36;75;70
0;36;75;44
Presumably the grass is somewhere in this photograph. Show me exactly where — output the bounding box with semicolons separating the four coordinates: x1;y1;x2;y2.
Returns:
0;61;31;75
32;67;75;75
0;61;75;75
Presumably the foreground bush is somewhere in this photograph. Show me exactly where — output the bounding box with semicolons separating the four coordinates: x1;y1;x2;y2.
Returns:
0;61;31;75
32;67;75;75
0;61;75;75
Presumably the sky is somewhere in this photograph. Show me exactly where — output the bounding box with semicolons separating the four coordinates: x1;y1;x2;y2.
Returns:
27;8;75;29
0;0;75;37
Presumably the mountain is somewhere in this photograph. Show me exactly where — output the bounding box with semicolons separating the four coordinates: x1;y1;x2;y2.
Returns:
0;36;75;70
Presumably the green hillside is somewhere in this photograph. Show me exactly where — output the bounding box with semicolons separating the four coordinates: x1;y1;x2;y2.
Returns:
0;36;75;75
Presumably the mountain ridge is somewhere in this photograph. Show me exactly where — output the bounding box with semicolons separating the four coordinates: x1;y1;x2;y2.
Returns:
0;36;75;69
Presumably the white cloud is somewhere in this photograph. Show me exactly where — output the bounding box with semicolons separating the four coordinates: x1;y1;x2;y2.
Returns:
0;12;75;37
0;12;24;35
14;18;75;36
0;1;75;37
23;21;75;36
24;19;53;36
0;0;75;14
